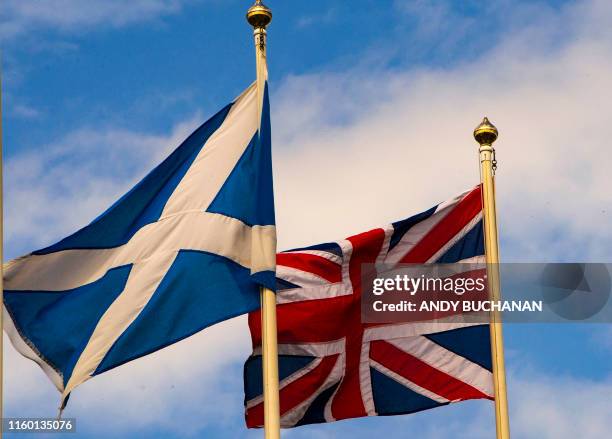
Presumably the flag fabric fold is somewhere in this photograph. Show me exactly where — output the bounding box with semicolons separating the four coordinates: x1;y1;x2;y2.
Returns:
3;82;276;405
244;186;493;428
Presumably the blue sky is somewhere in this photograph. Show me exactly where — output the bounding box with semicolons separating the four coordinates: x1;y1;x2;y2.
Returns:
2;0;612;438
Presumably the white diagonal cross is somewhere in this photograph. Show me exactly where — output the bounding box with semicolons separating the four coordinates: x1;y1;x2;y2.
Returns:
4;83;276;399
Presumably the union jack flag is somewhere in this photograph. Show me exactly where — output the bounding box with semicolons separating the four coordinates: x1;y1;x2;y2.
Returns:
244;186;494;428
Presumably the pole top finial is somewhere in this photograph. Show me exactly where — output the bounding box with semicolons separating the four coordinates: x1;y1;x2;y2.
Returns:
247;0;272;29
474;116;498;146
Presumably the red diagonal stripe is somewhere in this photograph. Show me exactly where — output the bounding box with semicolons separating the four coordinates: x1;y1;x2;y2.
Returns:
277;253;342;283
370;340;491;402
400;186;482;263
246;354;340;428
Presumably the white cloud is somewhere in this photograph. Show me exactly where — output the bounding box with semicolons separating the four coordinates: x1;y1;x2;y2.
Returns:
509;372;612;439
271;0;612;262
0;0;189;39
10;103;41;119
4;0;612;437
296;7;338;29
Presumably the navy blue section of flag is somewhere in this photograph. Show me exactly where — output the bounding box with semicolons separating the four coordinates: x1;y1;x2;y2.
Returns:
4;82;276;406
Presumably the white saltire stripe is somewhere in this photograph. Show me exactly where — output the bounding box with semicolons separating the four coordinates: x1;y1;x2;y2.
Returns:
363;318;485;343
282;354;344;427
246;350;345;427
5;213;275;291
253;338;346;358
370;358;449;404
63;252;177;398
359;339;377;416
161;83;258;217
457;255;486;264
387;336;494;398
375;225;394;272
339;239;354;292
276;282;346;305
427;212;483;263
275;265;336;288
276;241;352;304
384;189;471;265
4;82;273;397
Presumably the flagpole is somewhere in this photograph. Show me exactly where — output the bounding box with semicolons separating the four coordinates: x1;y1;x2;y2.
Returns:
474;118;510;439
246;2;281;438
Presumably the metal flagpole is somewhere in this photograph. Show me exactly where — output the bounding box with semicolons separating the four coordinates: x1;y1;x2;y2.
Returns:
474;117;510;439
246;2;281;438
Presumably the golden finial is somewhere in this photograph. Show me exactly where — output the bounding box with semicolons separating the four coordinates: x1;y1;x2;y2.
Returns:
247;0;272;29
473;117;498;146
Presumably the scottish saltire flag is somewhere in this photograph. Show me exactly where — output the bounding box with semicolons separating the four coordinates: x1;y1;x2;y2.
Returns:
244;186;493;428
4;81;276;407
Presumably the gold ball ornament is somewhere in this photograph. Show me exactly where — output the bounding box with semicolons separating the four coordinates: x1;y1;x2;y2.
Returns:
247;0;272;29
473;117;498;146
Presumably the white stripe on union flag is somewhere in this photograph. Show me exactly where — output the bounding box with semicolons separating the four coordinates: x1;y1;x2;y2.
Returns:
387;336;494;398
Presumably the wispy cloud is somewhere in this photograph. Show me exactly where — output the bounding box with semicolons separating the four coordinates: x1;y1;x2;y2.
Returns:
271;0;612;262
296;7;338;29
0;0;190;39
10;103;41;119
